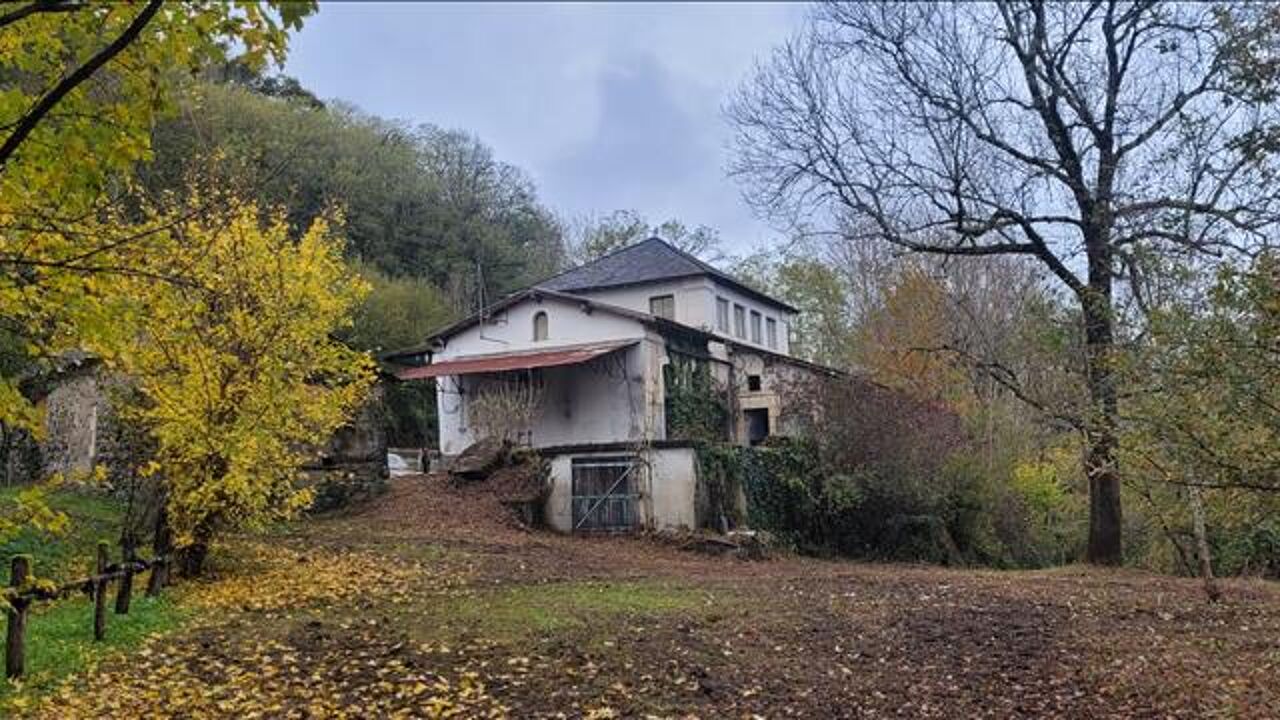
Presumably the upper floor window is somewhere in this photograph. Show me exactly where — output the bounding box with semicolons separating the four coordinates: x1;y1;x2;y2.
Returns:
649;294;675;320
766;317;778;349
532;311;549;341
733;304;746;338
715;297;730;332
750;310;762;344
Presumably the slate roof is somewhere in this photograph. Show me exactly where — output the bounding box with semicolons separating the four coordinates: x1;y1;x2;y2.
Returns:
536;237;797;313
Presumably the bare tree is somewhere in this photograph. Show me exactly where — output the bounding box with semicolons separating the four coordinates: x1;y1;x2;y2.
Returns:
564;209;726;266
729;1;1280;564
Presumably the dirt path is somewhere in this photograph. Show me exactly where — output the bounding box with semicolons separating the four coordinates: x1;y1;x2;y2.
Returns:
32;476;1280;718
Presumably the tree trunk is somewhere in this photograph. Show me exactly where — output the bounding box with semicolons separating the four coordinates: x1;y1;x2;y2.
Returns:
1081;267;1123;565
176;541;209;578
175;522;215;578
1188;484;1221;602
150;503;173;588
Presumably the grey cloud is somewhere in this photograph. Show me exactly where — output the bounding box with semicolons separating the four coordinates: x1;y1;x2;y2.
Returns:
546;53;711;217
284;3;805;251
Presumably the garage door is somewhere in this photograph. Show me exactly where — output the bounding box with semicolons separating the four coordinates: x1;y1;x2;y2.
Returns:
571;455;638;531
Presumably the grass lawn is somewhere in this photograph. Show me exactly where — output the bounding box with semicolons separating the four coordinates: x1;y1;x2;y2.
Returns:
0;487;127;581
0;488;190;707
1;596;189;704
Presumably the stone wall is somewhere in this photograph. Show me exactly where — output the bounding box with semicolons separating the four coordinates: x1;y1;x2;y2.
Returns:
298;384;390;512
0;425;42;487
42;366;114;480
37;367;390;511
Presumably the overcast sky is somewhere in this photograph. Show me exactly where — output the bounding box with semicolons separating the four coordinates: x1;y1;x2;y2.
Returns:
283;2;806;254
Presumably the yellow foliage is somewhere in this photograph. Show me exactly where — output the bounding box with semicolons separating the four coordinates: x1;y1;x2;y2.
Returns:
855;265;974;412
182;541;431;613
0;1;314;551
88;195;376;546
0;3;314;431
1010;446;1076;518
21;540;499;720
0;480;69;554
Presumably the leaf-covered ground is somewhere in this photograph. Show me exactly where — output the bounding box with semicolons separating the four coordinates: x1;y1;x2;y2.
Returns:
18;475;1280;718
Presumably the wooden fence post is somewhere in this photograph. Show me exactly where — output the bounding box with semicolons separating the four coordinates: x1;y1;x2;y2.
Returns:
145;556;165;598
115;542;134;615
5;555;30;679
93;542;108;641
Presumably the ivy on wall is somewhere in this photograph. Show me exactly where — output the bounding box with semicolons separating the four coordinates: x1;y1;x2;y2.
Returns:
695;439;826;548
694;437;985;565
663;354;728;443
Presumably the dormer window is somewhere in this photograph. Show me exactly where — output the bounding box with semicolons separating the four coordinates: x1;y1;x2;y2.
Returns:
532;311;549;341
649;294;675;320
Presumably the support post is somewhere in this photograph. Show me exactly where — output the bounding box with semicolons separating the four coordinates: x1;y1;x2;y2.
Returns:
5;555;30;679
115;541;135;615
93;542;108;641
146;557;165;598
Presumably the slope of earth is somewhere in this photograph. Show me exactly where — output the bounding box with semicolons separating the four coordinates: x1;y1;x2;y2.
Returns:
25;475;1280;718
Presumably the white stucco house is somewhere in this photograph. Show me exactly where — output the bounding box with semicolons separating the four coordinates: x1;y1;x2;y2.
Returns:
388;237;837;533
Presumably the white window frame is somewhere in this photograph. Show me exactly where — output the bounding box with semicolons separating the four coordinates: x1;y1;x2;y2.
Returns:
716;296;730;332
649;294;675;320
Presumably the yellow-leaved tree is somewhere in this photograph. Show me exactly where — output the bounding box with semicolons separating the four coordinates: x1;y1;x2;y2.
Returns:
1;1;315;544
855;265;974;412
91;195;375;575
1;1;315;429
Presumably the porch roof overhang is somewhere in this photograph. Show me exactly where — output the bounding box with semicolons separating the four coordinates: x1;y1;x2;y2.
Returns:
395;340;636;381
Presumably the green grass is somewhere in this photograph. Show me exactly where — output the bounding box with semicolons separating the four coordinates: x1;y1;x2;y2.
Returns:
0;488;191;708
0;488;125;582
0;595;191;703
419;580;709;640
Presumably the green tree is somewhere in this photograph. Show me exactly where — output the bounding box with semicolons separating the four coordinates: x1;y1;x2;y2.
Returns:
735;255;855;367
1123;255;1280;581
145;83;565;310
341;266;456;448
342;265;454;355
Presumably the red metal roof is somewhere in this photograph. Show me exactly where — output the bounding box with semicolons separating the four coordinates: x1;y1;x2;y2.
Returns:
396;340;636;380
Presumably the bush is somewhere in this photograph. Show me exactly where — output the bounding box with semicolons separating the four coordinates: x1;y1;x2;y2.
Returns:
697;439;984;564
1216;516;1280;578
696;437;1083;568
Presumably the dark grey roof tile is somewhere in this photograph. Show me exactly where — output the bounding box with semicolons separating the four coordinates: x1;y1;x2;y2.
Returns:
537;237;795;312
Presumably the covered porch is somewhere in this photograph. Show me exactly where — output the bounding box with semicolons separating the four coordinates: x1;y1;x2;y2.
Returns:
396;339;665;456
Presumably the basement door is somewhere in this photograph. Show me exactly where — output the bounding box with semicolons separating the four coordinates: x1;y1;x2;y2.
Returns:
571;455;639;531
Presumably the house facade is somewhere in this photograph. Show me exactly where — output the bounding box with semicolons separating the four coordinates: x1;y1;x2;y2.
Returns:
390;238;837;533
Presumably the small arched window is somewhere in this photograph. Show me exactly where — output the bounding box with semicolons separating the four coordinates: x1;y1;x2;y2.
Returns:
532;311;549;341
